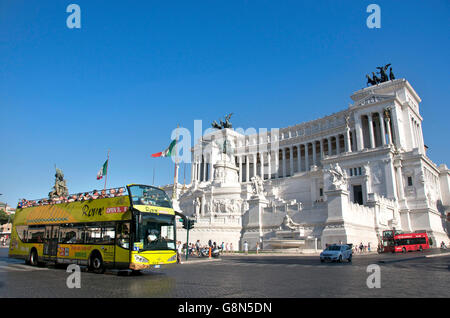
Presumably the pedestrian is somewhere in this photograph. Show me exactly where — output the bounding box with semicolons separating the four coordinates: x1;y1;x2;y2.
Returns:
256;242;260;254
244;241;249;255
176;241;182;264
230;243;233;254
196;240;200;257
368;242;371;252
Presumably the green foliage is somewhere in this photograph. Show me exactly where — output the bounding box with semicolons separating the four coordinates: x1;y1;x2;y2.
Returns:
0;209;9;225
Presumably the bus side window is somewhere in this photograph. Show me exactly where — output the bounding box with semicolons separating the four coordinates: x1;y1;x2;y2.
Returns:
117;223;130;249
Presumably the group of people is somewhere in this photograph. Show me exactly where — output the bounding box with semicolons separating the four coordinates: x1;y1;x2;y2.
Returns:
352;242;372;253
175;240;238;261
0;236;9;246
17;187;127;208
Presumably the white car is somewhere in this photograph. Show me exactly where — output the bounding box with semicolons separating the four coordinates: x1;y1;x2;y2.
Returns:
320;244;352;263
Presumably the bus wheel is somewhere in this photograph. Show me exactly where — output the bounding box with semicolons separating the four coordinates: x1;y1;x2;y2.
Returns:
29;249;38;267
402;247;406;253
89;252;105;274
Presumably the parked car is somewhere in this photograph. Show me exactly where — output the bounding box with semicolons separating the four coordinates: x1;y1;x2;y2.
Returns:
320;244;352;263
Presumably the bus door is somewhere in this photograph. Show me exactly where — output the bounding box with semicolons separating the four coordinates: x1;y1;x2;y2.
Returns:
115;222;131;269
43;225;59;260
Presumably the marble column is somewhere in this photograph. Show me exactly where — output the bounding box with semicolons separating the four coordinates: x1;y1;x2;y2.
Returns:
385;118;392;145
378;112;386;145
268;152;272;179
328;138;332;156
202;157;206;182
335;136;340;154
275;150;280;178
319;140;324;162
282;148;287;177
351;130;357;151
297;145;301;172
260;152;264;179
355;115;364;150
246;155;250;182
345;129;352;152
253;153;257;178
368;114;375;149
395;163;405;201
238;155;243;183
305;143;309;171
289;146;294;176
312;141;317;167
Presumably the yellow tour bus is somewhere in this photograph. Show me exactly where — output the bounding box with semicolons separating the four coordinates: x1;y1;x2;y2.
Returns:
8;184;177;273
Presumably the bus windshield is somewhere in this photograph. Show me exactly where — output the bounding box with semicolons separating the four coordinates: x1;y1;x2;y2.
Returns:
128;185;172;208
136;213;175;251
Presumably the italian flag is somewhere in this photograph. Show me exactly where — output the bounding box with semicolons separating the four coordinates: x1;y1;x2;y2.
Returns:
151;139;177;158
97;160;108;180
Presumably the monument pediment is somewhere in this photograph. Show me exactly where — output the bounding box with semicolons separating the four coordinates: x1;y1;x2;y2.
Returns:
351;93;394;108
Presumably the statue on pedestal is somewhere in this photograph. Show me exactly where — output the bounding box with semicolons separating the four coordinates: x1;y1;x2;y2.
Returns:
250;176;264;197
326;163;348;191
49;167;69;199
281;214;302;231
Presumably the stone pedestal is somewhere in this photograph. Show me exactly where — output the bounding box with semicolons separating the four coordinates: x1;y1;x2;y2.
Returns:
321;189;350;248
241;196;268;250
213;159;239;185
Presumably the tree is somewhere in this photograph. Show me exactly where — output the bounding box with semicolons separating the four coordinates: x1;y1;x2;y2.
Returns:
0;209;9;225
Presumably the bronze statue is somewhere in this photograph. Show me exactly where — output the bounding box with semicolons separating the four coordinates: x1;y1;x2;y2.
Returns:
366;64;394;86
48;167;69;199
211;113;234;129
376;63;391;82
366;74;377;86
389;67;395;80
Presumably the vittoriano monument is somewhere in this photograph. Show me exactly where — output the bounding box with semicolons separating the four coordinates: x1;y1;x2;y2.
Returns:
211;113;233;129
48;167;69;199
366;64;395;86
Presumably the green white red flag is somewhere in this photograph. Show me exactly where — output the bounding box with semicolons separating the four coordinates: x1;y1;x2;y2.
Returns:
152;139;177;158
97;160;108;180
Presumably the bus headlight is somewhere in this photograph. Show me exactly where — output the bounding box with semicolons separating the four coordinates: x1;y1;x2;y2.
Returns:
134;255;149;263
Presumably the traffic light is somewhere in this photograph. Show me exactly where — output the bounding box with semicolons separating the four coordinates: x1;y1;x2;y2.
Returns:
181;218;195;230
187;218;195;230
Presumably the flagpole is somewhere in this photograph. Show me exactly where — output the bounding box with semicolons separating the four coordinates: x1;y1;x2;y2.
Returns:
152;167;155;185
172;125;179;200
104;150;110;191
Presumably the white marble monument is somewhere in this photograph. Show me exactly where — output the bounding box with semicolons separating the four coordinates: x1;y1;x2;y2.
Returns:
165;79;450;251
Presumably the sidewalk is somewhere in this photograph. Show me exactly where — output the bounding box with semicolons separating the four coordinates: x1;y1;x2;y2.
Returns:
178;255;222;264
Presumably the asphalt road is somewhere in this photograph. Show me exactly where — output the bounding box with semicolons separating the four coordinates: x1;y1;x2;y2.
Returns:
0;247;448;298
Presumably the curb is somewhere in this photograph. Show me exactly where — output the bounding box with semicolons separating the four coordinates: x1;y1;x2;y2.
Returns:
425;252;450;258
179;258;222;265
378;252;450;264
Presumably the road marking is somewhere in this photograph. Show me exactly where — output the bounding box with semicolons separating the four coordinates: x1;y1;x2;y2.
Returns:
0;265;28;272
0;264;49;272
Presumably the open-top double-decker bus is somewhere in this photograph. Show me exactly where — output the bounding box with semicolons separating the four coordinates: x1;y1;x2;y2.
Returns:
8;184;177;273
381;230;430;253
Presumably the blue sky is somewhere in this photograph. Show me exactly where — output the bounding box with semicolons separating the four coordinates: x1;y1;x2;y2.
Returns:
0;0;449;205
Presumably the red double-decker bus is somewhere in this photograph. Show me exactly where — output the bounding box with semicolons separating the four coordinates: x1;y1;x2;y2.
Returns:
381;230;430;253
